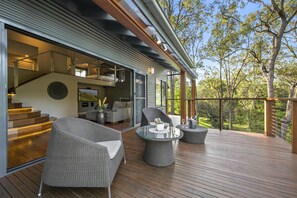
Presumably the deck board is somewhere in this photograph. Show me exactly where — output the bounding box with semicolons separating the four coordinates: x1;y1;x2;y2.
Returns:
1;129;297;197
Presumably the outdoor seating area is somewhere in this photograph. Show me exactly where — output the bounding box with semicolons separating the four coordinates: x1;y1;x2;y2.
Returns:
38;118;125;198
1;127;297;197
1;1;297;198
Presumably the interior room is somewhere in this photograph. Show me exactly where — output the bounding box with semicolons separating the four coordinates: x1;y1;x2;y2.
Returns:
7;29;133;169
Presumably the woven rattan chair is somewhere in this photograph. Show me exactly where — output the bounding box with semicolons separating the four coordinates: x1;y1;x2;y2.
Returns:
140;107;173;127
38;117;125;198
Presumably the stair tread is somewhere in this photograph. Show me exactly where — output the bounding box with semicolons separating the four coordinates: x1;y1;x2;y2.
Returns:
8;107;32;114
8;120;53;129
8;102;22;105
8;121;53;132
8;110;41;121
8;128;51;141
9;110;39;115
8;114;49;128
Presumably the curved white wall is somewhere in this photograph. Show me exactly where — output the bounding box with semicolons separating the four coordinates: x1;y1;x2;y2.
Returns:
15;73;108;118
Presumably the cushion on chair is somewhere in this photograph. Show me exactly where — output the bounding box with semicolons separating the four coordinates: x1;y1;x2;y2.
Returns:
96;140;122;159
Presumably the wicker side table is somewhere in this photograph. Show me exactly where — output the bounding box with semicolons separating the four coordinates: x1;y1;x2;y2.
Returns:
176;125;208;144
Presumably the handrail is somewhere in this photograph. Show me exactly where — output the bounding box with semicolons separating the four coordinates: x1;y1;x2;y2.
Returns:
11;50;119;92
15;73;49;89
167;97;296;101
13;50;71;62
167;97;297;154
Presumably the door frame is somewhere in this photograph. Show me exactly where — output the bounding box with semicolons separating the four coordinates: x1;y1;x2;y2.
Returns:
0;22;8;177
133;71;147;125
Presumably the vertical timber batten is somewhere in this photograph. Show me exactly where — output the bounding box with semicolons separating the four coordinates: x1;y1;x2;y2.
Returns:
264;99;275;137
0;22;8;176
292;100;297;153
180;71;186;123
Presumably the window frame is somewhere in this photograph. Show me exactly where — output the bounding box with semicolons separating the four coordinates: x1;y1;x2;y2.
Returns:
155;78;167;107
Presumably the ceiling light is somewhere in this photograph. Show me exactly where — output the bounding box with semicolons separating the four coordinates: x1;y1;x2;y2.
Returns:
152;34;161;45
161;43;168;51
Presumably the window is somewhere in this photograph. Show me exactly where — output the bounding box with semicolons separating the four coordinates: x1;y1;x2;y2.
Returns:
75;68;87;77
156;79;167;107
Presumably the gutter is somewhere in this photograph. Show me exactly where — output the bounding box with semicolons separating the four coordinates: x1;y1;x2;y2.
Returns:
141;0;197;79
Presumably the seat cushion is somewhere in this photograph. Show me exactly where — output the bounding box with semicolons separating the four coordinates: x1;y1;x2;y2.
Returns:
96;140;122;159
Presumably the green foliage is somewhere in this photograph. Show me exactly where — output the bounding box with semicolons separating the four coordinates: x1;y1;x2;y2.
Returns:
161;0;297;136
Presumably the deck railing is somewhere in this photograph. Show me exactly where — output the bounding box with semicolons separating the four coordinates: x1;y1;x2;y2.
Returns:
167;97;297;153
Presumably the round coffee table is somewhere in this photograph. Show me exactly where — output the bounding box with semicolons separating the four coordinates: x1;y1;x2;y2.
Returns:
136;126;183;167
176;124;208;144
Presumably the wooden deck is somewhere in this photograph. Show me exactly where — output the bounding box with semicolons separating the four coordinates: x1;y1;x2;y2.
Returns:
1;129;297;198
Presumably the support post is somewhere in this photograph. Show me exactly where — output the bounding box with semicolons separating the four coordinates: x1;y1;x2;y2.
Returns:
264;99;275;137
70;58;75;75
191;79;196;118
166;99;168;114
180;71;187;123
13;60;19;88
188;100;191;119
50;51;54;72
170;71;175;115
114;66;117;83
219;99;222;131
292;100;297;153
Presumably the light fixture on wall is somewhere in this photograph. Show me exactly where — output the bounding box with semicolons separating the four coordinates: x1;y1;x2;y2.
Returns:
152;34;161;44
148;67;155;75
118;70;125;82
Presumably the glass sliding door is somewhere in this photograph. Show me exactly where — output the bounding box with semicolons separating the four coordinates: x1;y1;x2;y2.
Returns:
0;22;8;176
134;72;146;125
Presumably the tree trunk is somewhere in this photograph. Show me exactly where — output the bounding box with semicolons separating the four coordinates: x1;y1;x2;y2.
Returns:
266;21;287;98
281;83;297;138
267;76;275;98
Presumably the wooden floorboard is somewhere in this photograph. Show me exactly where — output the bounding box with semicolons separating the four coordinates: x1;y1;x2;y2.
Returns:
1;129;297;197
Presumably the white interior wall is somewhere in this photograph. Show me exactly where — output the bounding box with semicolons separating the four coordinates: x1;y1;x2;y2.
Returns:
14;73;109;118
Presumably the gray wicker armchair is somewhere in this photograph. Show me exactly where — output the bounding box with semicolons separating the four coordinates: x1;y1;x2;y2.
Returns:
38;117;125;198
140;107;173;127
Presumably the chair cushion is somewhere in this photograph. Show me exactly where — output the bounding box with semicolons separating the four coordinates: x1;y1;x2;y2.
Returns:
96;140;121;159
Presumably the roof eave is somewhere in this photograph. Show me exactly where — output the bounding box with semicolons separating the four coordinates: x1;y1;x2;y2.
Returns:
138;0;197;79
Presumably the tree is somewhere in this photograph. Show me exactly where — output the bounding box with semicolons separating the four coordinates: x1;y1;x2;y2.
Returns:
157;0;208;67
205;2;254;129
158;0;208;116
243;0;297;98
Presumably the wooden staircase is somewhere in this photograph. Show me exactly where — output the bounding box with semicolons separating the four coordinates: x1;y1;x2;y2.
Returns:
7;94;55;141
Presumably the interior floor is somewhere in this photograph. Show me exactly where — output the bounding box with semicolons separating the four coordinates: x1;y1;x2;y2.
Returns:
105;120;132;131
7;118;132;169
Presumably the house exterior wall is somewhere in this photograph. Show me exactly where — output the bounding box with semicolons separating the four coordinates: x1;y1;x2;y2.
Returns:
0;0;173;175
0;0;171;106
